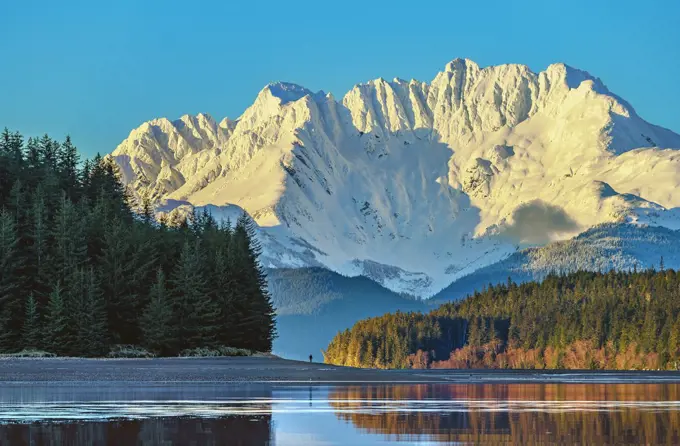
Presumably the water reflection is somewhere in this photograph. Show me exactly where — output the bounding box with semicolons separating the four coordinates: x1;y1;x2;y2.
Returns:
0;417;272;446
329;384;680;444
0;383;678;445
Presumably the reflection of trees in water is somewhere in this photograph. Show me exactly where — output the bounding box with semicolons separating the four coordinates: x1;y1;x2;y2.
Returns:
0;416;273;446
330;384;680;444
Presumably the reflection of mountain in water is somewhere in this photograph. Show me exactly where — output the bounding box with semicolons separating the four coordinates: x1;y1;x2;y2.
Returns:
0;416;273;446
329;384;680;445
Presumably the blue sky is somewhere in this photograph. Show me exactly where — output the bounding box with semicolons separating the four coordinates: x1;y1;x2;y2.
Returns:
1;0;678;157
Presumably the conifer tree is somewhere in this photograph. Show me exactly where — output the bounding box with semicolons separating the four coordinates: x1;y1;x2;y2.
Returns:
22;294;40;350
669;316;680;363
233;213;276;352
99;217;138;344
51;193;87;282
170;240;218;350
213;245;237;346
29;185;50;300
141;194;154;225
57;135;80;199
0;210;22;351
141;268;174;354
45;283;68;355
79;267;108;356
24;137;41;172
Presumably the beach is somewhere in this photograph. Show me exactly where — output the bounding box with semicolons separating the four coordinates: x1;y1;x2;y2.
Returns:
2;356;680;384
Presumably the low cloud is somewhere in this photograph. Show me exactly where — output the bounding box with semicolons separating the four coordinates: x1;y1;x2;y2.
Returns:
502;200;579;246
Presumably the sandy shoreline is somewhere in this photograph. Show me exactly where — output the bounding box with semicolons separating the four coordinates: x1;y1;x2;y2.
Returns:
1;357;680;384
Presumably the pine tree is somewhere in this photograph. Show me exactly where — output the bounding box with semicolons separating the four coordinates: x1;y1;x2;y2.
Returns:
232;213;276;352
57;135;80;199
0;209;22;351
170;240;218;351
79;267;108;356
8;180;24;225
669;316;680;362
38;134;59;171
24;137;41;172
0;129;22;205
99;217;138;344
28;185;50;301
141;194;154;225
141;268;174;354
45;282;68;355
213;245;236;346
22;293;40;350
51;192;87;282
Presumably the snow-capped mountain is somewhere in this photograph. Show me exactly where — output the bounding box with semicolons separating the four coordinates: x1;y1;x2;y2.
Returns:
110;59;680;297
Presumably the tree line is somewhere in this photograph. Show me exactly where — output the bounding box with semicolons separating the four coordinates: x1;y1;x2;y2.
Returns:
0;129;276;356
324;267;680;370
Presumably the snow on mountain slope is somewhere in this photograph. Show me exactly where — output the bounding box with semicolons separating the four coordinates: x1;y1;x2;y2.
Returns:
110;59;680;297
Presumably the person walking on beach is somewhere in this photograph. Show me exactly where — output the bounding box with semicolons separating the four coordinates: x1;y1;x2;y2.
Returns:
309;354;313;363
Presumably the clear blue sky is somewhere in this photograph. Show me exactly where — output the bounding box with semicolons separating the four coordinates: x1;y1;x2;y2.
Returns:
1;0;678;157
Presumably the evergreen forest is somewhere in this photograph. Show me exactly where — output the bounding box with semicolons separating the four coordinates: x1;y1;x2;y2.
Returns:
324;268;680;370
0;129;276;357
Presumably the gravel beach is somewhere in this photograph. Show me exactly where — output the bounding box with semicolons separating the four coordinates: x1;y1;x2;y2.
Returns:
2;357;680;384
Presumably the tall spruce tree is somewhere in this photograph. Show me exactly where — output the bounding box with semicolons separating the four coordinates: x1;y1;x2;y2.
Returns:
170;239;218;351
57;135;80;200
99;217;138;344
0;210;22;351
45;282;68;355
141;268;174;354
51;193;87;283
22;293;40;350
28;185;50;302
233;213;276;352
79;267;108;356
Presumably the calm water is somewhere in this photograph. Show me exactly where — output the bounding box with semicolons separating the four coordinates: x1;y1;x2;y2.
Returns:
1;383;679;445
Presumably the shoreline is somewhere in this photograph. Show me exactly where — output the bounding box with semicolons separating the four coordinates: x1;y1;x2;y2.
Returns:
2;357;680;384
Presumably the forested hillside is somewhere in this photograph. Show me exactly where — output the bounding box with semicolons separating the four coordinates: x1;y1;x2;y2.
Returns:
324;268;680;370
0;129;275;356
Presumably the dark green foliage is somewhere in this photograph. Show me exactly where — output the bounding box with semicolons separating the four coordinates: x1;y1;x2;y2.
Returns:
171;240;218;349
231;215;277;352
0;209;22;350
73;267;108;356
45;283;68;355
141;269;174;355
22;294;40;349
0;130;276;356
327;269;680;370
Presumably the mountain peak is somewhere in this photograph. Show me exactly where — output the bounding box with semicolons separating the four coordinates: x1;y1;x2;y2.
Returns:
545;62;601;90
262;82;315;105
444;58;480;72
